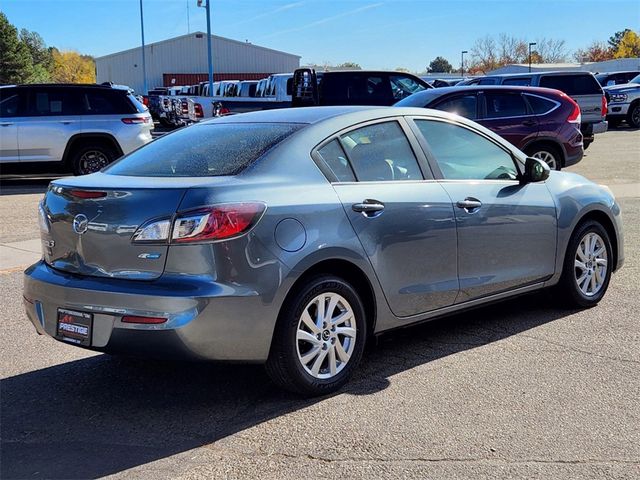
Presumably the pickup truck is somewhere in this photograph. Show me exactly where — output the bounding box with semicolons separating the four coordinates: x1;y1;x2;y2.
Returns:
604;73;640;128
292;69;432;107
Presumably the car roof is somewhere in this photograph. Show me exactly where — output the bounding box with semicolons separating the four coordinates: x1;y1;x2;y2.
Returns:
7;83;119;90
402;85;566;103
487;70;594;78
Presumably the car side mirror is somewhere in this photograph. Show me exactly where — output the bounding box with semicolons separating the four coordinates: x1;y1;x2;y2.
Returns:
522;157;550;183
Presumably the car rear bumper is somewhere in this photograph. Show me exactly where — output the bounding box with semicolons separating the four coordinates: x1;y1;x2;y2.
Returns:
23;261;282;362
582;120;608;135
564;148;583;167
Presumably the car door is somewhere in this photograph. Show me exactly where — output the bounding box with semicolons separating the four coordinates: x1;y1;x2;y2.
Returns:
316;119;459;317
18;87;80;162
479;90;538;149
430;92;479;121
410;117;557;302
0;87;22;163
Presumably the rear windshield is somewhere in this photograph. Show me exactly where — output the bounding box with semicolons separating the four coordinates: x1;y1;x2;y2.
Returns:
104;123;304;177
539;74;602;95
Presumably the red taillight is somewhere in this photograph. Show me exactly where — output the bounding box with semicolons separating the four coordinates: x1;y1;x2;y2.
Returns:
181;101;188;114
601;95;607;117
172;203;266;243
122;117;150;124
194;103;204;118
122;315;167;324
566;97;581;124
142;96;149;106
220;107;230;115
69;189;107;199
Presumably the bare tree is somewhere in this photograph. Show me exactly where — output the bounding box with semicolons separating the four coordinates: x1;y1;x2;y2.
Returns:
535;38;568;63
469;35;499;73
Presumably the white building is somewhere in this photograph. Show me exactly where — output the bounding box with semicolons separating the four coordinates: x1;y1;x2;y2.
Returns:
488;58;640;75
95;32;301;94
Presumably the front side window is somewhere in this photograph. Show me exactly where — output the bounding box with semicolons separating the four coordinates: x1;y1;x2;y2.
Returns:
415;120;518;181
484;92;528;118
390;75;427;100
435;94;478;119
338;121;422;182
0;88;20;117
105;123;304;177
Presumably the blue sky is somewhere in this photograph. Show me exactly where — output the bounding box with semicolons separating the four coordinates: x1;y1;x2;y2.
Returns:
2;0;638;71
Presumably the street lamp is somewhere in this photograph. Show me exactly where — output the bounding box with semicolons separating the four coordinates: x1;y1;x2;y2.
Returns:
528;42;537;73
198;0;214;96
461;50;468;77
139;0;147;94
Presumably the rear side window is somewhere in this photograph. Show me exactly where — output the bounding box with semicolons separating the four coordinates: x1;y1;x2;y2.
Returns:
105;123;304;177
435;94;478;119
502;77;532;86
317;140;356;182
82;90;137;114
25;88;80;116
0;88;20;117
320;74;391;105
484;92;528;118
338;121;423;182
525;94;557;115
539;74;602;95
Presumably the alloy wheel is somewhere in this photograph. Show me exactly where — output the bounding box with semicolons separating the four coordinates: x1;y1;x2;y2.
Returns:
531;150;558;170
574;232;608;297
79;150;110;175
296;292;356;379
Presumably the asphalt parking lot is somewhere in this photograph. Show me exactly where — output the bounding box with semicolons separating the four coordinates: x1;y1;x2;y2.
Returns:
1;127;639;479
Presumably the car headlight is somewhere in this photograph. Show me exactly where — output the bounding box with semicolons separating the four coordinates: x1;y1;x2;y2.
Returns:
610;93;628;102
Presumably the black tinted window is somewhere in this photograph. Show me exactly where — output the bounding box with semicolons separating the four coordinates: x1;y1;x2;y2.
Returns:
484;92;527;118
0;88;20;117
317;140;356;182
539;74;602;95
339;121;422;182
435;94;478;119
478;78;498;85
83;90;137;114
390;75;427;100
321;74;391;105
26;88;80;116
525;94;557;115
105;123;303;177
502;77;532;86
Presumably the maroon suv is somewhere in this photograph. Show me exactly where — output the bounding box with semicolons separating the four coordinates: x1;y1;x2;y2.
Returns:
396;85;583;170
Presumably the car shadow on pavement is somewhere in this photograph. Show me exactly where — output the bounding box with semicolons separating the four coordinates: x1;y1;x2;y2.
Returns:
1;291;577;479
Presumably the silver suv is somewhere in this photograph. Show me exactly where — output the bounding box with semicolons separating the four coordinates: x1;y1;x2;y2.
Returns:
0;84;153;175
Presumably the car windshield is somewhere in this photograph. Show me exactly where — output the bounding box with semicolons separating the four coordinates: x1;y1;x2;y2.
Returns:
104;123;305;177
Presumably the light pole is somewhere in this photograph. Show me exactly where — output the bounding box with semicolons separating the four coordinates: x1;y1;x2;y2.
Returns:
461;50;468;77
198;0;214;96
139;0;147;94
528;42;537;73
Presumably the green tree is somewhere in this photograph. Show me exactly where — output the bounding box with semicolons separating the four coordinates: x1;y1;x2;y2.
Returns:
0;12;34;84
51;50;95;83
19;28;53;82
427;56;453;73
608;29;632;51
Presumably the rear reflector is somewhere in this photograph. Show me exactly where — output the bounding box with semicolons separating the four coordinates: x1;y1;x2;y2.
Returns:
122;315;167;324
69;189;107;199
601;95;608;117
122;117;151;124
194;103;204;118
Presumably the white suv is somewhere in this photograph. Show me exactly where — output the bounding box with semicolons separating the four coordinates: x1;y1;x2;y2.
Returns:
0;84;153;175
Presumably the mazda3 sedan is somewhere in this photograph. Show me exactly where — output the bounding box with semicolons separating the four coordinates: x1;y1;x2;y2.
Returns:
24;107;624;396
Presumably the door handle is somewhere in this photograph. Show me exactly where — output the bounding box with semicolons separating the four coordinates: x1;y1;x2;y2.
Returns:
0;123;13;127
352;199;385;216
60;121;72;125
456;198;482;212
522;120;536;127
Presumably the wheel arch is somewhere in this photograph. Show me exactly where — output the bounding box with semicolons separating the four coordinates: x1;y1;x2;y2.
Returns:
63;133;123;164
278;258;378;339
571;208;619;272
522;137;566;166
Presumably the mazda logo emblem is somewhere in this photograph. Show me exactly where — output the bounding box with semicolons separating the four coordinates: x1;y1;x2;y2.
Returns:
72;214;89;235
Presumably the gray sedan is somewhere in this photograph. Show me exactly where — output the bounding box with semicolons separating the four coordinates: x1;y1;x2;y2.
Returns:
23;106;624;396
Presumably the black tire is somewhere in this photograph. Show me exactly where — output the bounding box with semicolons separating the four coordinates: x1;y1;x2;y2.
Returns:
626;102;640;128
71;143;117;176
266;275;367;396
556;220;613;308
607;118;622;129
525;143;563;171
